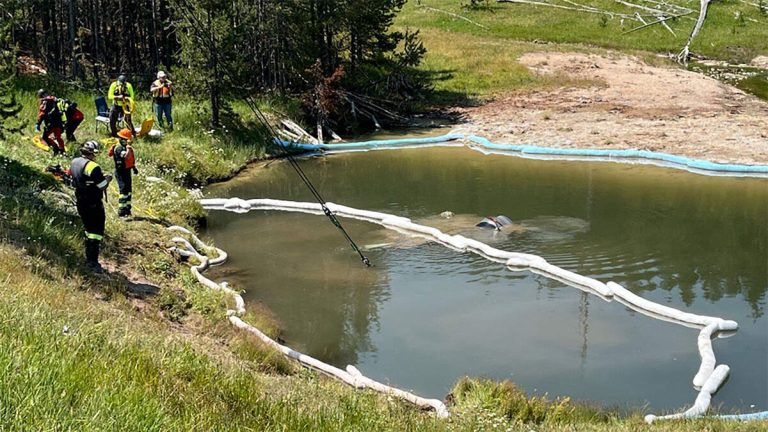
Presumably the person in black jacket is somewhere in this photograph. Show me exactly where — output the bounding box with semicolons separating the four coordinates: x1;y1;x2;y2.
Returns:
70;141;112;273
57;98;84;142
110;129;138;217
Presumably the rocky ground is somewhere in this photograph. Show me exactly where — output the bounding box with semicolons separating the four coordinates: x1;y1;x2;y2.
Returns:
453;52;768;165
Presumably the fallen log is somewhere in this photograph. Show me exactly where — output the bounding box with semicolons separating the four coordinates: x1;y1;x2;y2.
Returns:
622;11;691;34
497;0;645;20
282;119;319;144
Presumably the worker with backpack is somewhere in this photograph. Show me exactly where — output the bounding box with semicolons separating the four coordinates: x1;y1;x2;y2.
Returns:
109;129;138;218
34;89;66;155
57;98;84;141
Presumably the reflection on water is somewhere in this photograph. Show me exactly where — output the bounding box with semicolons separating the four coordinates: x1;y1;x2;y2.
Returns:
203;146;768;411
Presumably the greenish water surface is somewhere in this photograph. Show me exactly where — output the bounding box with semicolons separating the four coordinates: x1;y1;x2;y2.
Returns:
203;145;767;413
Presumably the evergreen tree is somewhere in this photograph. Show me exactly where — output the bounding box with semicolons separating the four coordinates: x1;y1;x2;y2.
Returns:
0;13;25;141
172;0;255;128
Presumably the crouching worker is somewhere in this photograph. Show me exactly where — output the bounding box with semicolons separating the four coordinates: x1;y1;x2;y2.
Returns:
57;98;84;141
71;141;112;273
109;129;138;217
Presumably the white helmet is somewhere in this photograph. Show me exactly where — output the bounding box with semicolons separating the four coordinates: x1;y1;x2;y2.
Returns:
157;71;166;79
81;140;101;155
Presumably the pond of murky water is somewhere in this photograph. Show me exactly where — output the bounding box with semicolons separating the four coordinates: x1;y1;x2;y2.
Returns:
202;144;767;413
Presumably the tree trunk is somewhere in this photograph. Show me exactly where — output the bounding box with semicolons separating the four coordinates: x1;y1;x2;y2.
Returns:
678;0;712;63
208;9;220;127
68;0;79;79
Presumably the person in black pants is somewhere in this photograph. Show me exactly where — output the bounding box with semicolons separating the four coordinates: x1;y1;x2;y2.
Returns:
109;129;138;217
57;98;84;141
70;141;112;273
108;74;136;138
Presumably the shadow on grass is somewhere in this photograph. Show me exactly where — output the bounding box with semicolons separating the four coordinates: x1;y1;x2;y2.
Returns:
0;155;160;299
0;156;80;267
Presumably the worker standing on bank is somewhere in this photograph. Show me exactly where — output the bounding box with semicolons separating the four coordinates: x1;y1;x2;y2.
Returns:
108;74;136;138
150;71;174;131
70;141;112;274
35;89;66;155
109;129;137;218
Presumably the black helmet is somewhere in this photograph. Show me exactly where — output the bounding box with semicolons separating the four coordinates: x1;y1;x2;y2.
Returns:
81;140;101;155
37;89;48;98
117;75;126;83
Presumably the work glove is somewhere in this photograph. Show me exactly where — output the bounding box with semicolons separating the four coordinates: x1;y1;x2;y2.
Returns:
132;167;138;175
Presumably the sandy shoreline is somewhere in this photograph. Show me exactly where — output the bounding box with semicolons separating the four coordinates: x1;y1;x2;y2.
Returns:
452;52;768;165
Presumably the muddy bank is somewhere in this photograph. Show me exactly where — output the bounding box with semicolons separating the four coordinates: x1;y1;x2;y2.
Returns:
452;52;768;165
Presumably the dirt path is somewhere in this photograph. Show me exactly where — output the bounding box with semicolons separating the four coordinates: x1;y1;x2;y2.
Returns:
452;52;768;165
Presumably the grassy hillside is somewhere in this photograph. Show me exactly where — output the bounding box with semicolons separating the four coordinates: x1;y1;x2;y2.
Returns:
397;0;768;100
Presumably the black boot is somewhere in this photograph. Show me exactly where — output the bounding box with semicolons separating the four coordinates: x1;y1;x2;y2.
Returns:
85;239;104;274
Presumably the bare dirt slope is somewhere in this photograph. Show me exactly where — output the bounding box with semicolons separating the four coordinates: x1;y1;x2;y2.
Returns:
453;52;768;165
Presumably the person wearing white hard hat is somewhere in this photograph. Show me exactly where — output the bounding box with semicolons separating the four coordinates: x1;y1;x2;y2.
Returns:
150;70;174;131
70;141;113;273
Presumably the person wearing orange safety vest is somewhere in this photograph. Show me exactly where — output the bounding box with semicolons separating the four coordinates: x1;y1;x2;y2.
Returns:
107;74;136;138
109;128;138;218
150;70;174;130
70;141;113;274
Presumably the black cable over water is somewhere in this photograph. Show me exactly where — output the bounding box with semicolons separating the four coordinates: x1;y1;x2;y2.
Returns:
173;0;370;266
244;97;371;267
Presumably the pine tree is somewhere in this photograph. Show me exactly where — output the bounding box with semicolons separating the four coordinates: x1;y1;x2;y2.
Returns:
0;16;25;141
171;0;248;128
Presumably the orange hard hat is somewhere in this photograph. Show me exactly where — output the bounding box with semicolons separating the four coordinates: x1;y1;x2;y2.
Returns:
117;128;133;140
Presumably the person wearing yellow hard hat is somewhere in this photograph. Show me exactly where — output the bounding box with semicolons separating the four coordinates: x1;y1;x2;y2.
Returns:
109;128;138;218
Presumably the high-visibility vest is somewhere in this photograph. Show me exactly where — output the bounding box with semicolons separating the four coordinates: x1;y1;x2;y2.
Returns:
70;157;108;205
108;81;135;107
56;99;73;122
151;80;173;99
109;142;136;170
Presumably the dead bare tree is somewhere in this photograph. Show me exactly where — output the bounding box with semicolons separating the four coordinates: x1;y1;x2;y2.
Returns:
677;0;713;63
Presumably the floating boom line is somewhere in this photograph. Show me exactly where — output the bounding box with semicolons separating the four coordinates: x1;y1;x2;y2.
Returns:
196;197;744;421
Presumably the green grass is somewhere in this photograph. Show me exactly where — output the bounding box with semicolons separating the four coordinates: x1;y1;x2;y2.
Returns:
0;244;445;431
398;0;768;62
13;75;284;188
409;28;602;101
396;0;767;102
